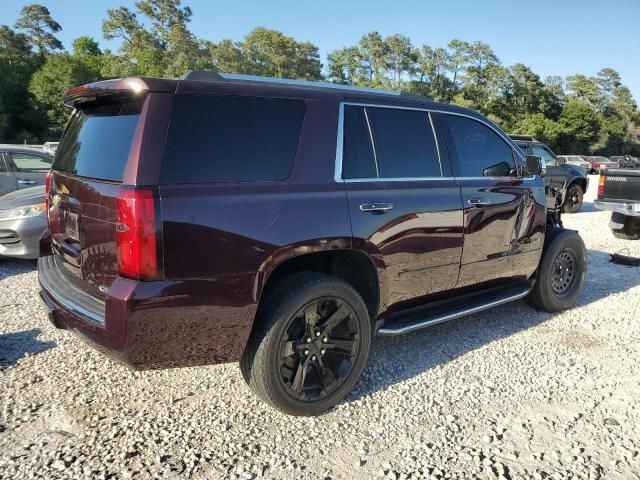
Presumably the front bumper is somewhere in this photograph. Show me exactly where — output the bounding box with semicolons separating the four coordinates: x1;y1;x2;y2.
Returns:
0;215;47;259
594;200;640;217
37;255;257;369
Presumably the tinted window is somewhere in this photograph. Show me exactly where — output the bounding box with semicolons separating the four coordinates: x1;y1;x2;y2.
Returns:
531;145;557;166
445;115;516;177
162;95;305;183
367;107;441;178
342;106;377;179
54;100;142;181
11;153;52;171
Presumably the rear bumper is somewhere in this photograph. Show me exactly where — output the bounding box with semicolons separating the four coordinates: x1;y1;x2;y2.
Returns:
38;255;258;369
594;200;640;217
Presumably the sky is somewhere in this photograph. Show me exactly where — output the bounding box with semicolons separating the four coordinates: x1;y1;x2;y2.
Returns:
2;0;639;100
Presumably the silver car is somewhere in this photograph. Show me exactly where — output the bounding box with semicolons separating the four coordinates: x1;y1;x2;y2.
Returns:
0;145;53;197
0;185;46;259
557;155;590;172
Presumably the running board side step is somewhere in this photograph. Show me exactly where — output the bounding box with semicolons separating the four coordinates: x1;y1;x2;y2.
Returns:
377;285;533;336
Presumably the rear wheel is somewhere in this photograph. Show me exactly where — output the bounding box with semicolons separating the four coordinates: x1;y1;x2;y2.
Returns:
562;184;583;214
241;272;371;416
526;229;587;312
612;215;640;240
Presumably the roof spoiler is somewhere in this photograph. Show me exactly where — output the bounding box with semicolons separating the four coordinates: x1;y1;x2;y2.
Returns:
63;77;177;107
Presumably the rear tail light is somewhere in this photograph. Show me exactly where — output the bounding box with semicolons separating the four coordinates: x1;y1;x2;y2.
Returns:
45;170;52;227
597;175;605;198
116;189;162;280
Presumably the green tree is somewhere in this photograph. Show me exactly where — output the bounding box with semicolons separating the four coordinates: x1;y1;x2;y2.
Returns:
327;46;361;84
239;28;321;80
14;4;63;59
384;34;416;88
29;54;101;136
0;25;45;142
557;99;601;153
358;32;389;86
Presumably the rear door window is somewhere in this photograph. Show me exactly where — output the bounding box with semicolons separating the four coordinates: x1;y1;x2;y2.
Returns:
54;100;143;181
162;95;306;183
443;114;516;177
9;152;52;171
341;105;441;179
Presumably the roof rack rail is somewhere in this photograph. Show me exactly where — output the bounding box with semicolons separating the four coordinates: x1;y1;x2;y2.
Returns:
180;70;432;100
508;134;538;142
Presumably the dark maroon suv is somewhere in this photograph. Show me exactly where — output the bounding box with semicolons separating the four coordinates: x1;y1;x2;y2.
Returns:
39;72;587;415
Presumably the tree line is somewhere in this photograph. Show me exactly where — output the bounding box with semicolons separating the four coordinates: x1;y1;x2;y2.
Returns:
1;1;639;156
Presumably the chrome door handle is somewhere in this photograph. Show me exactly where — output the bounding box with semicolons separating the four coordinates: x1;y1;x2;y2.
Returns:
467;198;491;207
360;202;394;213
17;179;37;185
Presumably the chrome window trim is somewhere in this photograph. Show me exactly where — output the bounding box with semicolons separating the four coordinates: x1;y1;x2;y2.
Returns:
362;107;380;177
428;111;444;176
335;102;446;182
335;101;527;183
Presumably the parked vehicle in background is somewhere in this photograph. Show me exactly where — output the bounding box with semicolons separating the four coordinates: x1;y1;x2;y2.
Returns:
595;168;640;239
614;155;640;169
0;185;46;259
511;135;588;213
583;156;617;174
557;155;590;171
0;145;53;197
43;142;59;155
39;73;587;415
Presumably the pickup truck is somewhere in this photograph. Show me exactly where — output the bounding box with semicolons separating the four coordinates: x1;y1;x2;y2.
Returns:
510;136;589;214
595;169;640;240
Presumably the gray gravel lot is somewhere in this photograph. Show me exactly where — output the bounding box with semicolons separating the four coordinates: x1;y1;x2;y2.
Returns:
1;176;639;480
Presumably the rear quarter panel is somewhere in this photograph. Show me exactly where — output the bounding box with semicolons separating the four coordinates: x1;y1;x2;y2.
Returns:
157;98;353;362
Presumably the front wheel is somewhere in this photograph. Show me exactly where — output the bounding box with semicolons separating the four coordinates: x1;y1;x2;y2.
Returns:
562;184;583;214
240;272;371;416
526;229;587;312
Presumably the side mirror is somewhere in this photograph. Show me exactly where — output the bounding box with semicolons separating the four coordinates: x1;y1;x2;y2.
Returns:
525;155;543;176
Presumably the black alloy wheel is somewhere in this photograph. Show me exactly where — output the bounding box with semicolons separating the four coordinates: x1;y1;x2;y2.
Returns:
278;297;360;401
241;272;371;416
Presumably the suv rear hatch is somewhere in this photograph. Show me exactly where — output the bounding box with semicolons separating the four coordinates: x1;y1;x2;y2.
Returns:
44;82;163;312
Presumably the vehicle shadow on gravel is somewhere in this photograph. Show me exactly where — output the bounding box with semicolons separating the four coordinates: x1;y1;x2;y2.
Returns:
345;248;640;405
0;259;37;281
0;329;56;368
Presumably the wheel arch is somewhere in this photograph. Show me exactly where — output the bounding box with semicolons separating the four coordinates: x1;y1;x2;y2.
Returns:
255;246;384;320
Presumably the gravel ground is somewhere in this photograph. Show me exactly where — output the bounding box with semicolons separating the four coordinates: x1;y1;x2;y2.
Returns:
1;175;639;480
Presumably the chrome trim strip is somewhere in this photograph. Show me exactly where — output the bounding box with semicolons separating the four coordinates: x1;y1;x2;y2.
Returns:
335;101;526;182
428;111;444;176
334;102;345;183
377;287;532;335
363;107;380;177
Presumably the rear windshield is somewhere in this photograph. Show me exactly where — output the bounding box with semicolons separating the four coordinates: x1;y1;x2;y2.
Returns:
161;94;306;184
53;99;143;181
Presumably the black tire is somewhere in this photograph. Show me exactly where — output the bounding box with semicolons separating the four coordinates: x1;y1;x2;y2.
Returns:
526;229;587;312
562;183;583;214
612;216;640;240
240;272;371;416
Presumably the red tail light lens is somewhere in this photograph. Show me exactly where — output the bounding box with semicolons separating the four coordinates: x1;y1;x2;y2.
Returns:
45;170;52;227
597;175;605;198
116;189;160;280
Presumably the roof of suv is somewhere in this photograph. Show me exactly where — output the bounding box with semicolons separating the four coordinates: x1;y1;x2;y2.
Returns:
63;71;491;123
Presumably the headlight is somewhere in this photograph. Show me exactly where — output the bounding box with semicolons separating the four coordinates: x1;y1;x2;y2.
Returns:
0;203;46;221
